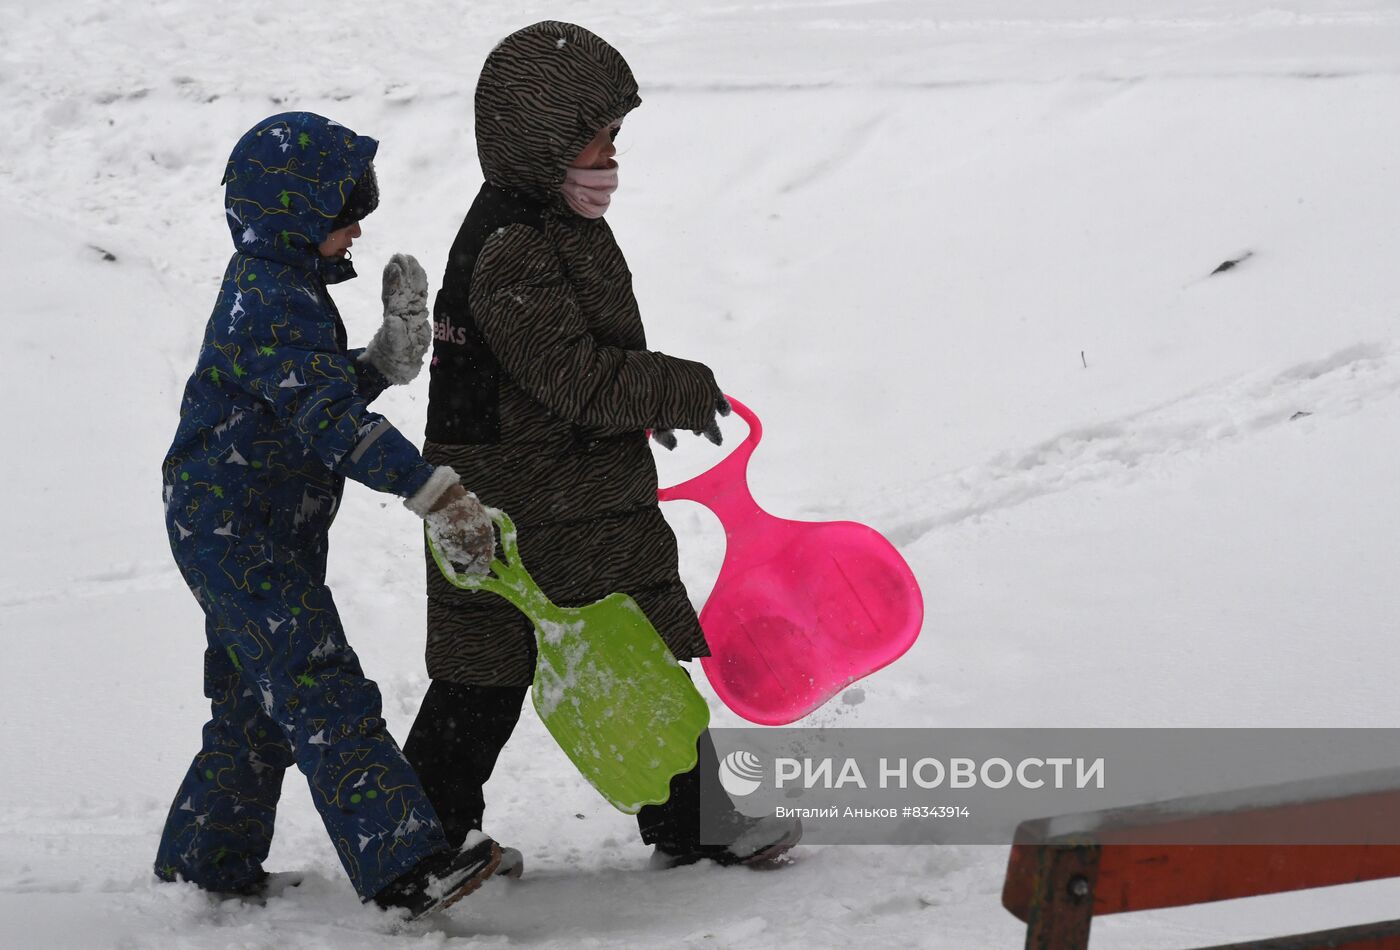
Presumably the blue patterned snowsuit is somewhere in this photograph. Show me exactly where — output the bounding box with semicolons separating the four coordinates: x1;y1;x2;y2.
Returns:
155;113;451;900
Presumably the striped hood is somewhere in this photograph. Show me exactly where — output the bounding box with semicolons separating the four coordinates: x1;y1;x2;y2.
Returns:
474;22;641;206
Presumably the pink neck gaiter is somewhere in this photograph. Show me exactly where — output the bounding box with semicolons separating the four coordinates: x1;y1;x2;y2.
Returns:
561;162;618;219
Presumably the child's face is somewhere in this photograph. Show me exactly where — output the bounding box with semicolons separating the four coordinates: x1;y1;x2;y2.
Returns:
318;221;361;259
571;122;621;170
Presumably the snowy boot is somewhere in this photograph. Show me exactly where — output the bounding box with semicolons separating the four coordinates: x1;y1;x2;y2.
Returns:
208;870;305;905
496;846;525;880
650;815;802;870
372;832;501;919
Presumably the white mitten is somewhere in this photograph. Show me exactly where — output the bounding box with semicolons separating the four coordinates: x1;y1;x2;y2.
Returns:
361;252;432;384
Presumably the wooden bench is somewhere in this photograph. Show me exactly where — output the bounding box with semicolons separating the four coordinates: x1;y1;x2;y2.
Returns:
1002;771;1400;949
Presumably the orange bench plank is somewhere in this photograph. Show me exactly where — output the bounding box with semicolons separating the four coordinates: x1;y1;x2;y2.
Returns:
1006;843;1400;920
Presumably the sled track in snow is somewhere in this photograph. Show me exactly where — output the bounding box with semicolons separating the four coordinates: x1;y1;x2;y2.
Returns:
881;340;1400;546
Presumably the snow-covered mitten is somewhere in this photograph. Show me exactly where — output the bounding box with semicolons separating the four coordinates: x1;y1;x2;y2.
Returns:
422;483;496;575
426;498;495;575
361;253;433;384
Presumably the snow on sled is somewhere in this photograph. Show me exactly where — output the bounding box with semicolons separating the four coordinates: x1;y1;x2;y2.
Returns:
429;509;710;813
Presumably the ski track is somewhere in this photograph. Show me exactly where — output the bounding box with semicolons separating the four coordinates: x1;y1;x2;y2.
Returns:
858;341;1400;546
0;561;177;609
778;111;890;194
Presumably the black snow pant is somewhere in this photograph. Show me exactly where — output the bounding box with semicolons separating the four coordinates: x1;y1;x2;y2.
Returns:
402;679;726;850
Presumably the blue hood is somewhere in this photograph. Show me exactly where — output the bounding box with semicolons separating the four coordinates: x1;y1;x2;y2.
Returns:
221;112;378;273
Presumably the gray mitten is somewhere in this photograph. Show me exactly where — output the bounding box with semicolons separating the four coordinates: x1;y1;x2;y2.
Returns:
361;253;432;384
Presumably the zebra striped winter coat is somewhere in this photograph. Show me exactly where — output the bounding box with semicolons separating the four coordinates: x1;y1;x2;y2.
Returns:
422;21;723;686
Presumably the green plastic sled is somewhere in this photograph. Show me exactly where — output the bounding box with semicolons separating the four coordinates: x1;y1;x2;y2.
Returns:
427;509;710;813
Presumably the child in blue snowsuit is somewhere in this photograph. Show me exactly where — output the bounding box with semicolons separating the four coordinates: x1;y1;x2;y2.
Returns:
155;112;501;918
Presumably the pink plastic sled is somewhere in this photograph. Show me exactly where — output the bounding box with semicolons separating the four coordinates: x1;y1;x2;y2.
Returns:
656;397;924;725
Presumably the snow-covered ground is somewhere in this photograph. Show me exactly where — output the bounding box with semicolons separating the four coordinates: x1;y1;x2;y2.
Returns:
3;1;1400;946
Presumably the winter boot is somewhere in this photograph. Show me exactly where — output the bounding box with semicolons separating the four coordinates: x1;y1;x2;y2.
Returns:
496;846;525;880
372;832;501;919
215;870;305;904
650;815;802;870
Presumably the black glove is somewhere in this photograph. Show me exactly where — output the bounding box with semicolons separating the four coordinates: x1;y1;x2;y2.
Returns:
694;394;731;446
653;395;729;449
